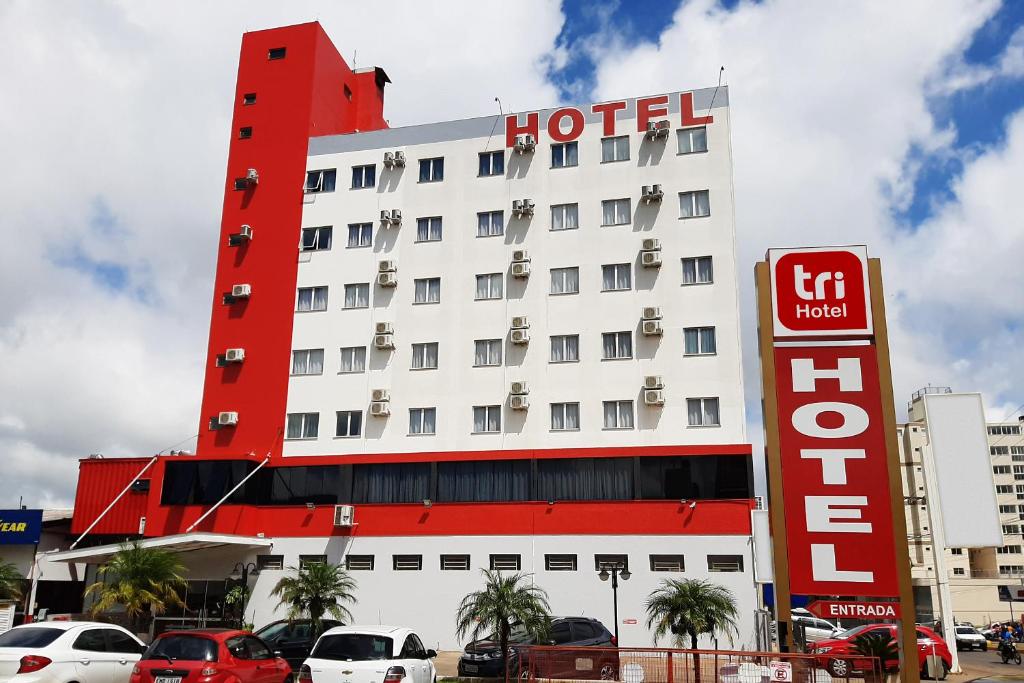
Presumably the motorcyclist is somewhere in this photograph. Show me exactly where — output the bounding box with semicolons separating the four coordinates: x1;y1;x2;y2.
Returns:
1000;626;1017;658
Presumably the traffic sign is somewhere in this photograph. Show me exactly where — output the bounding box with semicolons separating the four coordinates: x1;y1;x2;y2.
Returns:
807;600;901;620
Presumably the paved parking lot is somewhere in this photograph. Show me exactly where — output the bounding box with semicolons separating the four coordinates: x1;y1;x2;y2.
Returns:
953;648;1024;680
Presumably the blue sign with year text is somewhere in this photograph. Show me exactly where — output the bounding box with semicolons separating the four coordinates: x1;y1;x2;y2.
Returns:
0;509;43;545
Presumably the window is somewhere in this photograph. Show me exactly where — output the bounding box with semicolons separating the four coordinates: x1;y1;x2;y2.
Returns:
291;349;325;375
550;267;580;295
603;401;634;430
239;126;253;139
399;635;427;660
411;342;439;370
545;554;577;571
995;466;1012;475
474;340;502;367
393;555;423;571
601;263;631;291
707;555;744;572
413;278;441;304
991;426;1022;435
551;142;578;168
437;460;530;502
687;398;721;427
299;554;327;568
601;135;630;162
1001;565;1024;576
477;211;504;237
268;47;287;60
551;203;579;231
479;151;504;176
679;190;711;218
650;555;686;572
678;126;708;154
950;548;964;555
602;332;633;360
256;555;284;571
345;555;374;571
301;226;333;251
490;554;521;571
418;157;444;182
681;257;714;286
1005;525;1021;535
416;217;442;242
595;554;628;571
441;554;471;571
684;327;717;355
473;405;501;433
550;335;580;363
297;286;328;312
286;413;319;440
952;567;965;576
601;199;631;226
336;410;362;438
1013;447;1024;455
343;283;370;309
242;93;256;105
347;223;373;248
475;273;503;300
305;169;336;193
107;630;145;655
409;408;436;435
73;629;108;652
340;346;366;374
551;403;580;431
993;446;1011;455
1000;505;1018;513
998;485;1014;494
351;164;376;189
998;545;1023;554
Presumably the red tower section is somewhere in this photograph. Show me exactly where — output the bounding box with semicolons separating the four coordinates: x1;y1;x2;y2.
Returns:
197;22;388;458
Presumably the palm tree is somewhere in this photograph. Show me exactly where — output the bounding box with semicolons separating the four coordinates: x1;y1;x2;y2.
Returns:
270;562;357;638
851;631;899;682
0;561;24;601
645;579;739;683
84;541;187;632
455;570;551;683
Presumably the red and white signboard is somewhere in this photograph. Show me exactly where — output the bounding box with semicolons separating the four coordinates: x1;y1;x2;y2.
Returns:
807;600;901;620
769;662;793;682
769;246;872;339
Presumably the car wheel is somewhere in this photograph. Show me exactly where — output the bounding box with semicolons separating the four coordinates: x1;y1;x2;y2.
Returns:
982;642;989;651
599;663;616;680
827;659;851;678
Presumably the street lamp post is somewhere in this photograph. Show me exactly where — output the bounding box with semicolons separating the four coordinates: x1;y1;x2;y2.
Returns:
598;563;630;643
229;562;258;629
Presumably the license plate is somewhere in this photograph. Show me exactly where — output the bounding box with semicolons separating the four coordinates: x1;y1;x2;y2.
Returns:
464;664;479;673
155;677;182;683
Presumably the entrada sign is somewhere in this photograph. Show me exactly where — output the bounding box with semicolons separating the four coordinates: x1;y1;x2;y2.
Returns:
807;600;901;620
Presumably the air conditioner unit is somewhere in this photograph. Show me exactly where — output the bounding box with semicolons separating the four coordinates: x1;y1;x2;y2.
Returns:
644;389;666;406
394;151;406;167
644;375;664;390
512;249;530;263
371;388;390;402
511;316;529;329
334;504;355;527
224;348;245;363
231;284;252;298
642;306;662;320
642;238;661;252
510;395;530;410
641;251;663;268
239;224;253;240
375;322;394;335
513;134;537;153
510;381;529;395
642;320;664;336
511;328;530;345
642;184;664;202
377;272;398;287
245;168;259;184
218;411;239;426
378;259;397;273
370;401;391;417
374;333;395;349
383;151;395;168
513;199;535;217
512;199;524;215
511;261;531;278
388;209;402;226
645;120;671;139
380;209;392;223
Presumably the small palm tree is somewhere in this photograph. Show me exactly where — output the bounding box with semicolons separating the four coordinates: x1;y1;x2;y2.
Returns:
852;631;899;682
84;542;187;632
0;561;24;601
455;570;551;683
270;562;356;638
645;579;739;683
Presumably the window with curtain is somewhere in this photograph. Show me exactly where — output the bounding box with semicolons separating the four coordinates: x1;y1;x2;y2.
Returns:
550;334;580;363
351;164;376;189
343;283;370;309
479;151;504;176
264;465;342;505
603;401;634;429
413;278;441;304
601;199;631;226
339;346;366;373
473;405;501;433
296;286;328;312
301;226;332;251
437;460;530;502
291;349;325;375
477;211;504;237
601;264;631;291
409;407;436;435
352;463;430;503
677;126;708;154
305;169;336;193
335;410;362;437
285;412;319;440
682;256;714;285
602;331;632;359
537;458;633;501
679;190;711;218
601;135;630;162
474;340;502;367
550;267;580;294
551;203;579;231
411;342;439;370
418;157;444;182
415;217;442;242
550;402;580;431
347;223;373;248
687;397;720;426
638;456;750;500
551;142;578;168
475;273;503;300
683;327;717;355
161;461;258;505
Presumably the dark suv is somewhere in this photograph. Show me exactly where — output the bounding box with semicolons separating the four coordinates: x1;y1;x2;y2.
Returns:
458;616;617;680
253;618;342;671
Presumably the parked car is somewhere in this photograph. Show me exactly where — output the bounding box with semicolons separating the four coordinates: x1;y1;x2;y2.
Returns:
0;621;146;683
299;625;436;683
254;619;343;671
130;629;291;683
953;625;988;651
809;624;952;679
790;609;841;643
458;616;618;680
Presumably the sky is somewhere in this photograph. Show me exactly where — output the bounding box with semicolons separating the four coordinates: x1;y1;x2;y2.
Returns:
1;0;1023;508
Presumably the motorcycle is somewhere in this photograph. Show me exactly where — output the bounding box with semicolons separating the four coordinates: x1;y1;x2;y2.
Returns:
999;640;1022;665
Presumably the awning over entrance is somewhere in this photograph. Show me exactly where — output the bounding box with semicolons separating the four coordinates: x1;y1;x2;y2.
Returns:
45;532;273;564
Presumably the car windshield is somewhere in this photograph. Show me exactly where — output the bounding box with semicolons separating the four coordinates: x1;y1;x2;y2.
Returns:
0;627;63;648
834;625;871;640
312;634;393;661
956;627;977;635
254;623;291;641
144;635;219;662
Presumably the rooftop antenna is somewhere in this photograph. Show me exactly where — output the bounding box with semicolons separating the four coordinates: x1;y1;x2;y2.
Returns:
483;97;504;152
495;96;504;116
706;66;725;115
352;50;357;69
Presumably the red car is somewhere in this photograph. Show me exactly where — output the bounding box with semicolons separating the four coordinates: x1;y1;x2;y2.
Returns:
130;629;292;683
810;624;952;679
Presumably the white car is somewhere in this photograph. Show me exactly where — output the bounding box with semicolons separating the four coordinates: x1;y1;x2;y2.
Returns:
953;625;988;651
0;621;146;683
791;610;842;643
300;625;436;683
